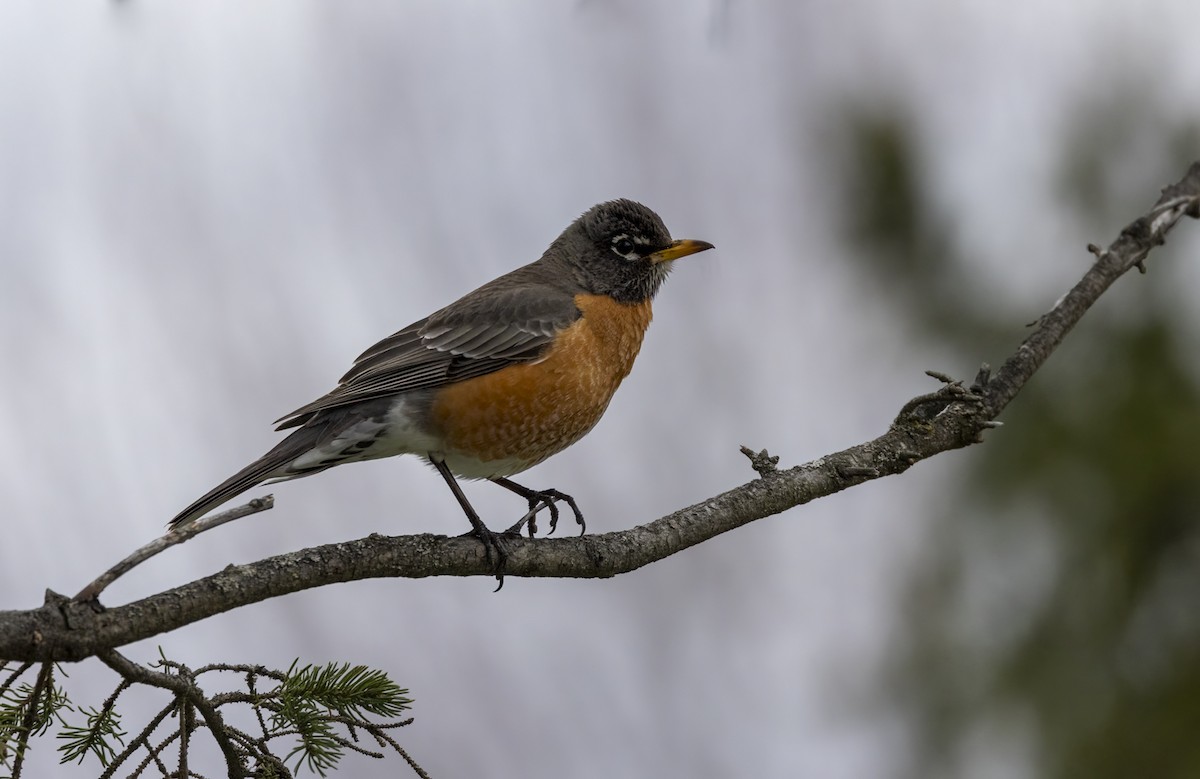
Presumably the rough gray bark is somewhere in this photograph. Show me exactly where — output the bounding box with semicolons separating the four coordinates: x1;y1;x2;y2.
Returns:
4;162;1198;664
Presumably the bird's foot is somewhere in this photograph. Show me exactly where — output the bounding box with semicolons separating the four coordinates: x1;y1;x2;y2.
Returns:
459;518;521;592
503;488;585;538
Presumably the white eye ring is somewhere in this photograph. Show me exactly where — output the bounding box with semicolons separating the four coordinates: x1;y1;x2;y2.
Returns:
611;235;640;261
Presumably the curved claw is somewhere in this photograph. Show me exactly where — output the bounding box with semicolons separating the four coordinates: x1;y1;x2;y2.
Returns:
458;522;516;590
520;489;584;536
490;478;587;538
534;489;584;536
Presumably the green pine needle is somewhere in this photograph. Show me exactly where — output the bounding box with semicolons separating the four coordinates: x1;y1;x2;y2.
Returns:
268;661;412;777
0;665;70;768
56;704;127;767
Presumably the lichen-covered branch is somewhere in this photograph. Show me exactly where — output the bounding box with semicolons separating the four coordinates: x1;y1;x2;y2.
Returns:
1;162;1198;665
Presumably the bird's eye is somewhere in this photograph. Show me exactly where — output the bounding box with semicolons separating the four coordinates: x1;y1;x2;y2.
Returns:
611;235;637;258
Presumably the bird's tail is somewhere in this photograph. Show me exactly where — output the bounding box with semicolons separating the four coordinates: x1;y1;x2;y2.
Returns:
169;422;333;528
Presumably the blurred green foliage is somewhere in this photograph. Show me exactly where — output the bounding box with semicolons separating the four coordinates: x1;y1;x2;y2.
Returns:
835;98;1200;778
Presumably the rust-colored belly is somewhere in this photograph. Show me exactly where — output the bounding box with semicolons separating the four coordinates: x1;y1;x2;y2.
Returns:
430;294;653;469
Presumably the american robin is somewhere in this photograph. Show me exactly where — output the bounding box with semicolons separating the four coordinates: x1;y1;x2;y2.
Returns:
171;199;713;578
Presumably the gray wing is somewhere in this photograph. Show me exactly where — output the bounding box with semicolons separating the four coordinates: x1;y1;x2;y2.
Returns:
275;279;581;430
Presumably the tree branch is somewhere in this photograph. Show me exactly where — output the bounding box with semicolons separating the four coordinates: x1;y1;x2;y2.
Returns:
3;162;1199;664
982;165;1200;418
97;650;245;778
74;496;275;602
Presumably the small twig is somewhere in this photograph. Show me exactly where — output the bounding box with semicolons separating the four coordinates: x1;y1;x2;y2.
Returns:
193;662;285;679
131;726;178;779
98;650;245;778
327;733;386;761
74;496;274;602
99;698;174;779
246;670;271;746
372;729;432;779
9;661;54;779
970;363;992;392
0;660;34;699
739;446;779;477
894;378;983;424
177;695;192;779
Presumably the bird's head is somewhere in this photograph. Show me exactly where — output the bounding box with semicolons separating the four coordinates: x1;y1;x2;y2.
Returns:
547;199;714;303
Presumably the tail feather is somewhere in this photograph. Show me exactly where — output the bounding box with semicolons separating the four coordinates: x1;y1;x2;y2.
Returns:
169;424;331;528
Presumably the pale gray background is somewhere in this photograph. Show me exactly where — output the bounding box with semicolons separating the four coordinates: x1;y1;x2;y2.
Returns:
3;2;1198;777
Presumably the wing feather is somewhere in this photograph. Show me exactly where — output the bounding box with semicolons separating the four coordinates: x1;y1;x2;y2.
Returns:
275;272;580;430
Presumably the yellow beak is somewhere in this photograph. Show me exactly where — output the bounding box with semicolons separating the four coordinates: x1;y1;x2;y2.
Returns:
648;238;715;264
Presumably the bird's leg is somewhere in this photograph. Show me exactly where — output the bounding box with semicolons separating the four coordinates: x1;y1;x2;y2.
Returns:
431;457;511;589
490;477;586;537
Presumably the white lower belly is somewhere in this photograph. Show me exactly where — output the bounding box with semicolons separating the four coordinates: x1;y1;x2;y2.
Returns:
433;451;533;480
285;396;535;480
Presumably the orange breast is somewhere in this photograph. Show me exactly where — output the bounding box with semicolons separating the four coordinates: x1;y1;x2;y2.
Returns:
430;294;654;469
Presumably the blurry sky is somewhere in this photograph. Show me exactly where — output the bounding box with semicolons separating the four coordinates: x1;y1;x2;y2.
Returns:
3;2;1200;777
